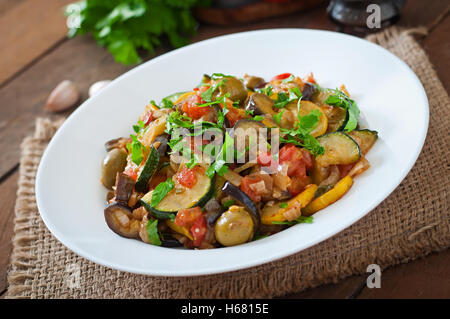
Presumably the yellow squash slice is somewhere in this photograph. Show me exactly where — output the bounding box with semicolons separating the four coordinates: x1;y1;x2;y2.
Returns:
302;175;353;216
261;184;318;224
166;220;193;240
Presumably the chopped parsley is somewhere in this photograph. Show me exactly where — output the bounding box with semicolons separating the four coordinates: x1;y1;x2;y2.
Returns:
146;219;162;246
279;202;288;209
273;87;302;109
223;199;235;209
258;85;272;96
150;178;174;208
127;134;145;166
273;110;285;125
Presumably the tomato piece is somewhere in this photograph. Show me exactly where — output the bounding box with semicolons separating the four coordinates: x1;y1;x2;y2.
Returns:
240;175;263;202
181;93;211;120
175;207;202;228
279;144;298;162
257;152;278;172
272;73;292;81
338;163;354;178
123;165;138;181
190;215;207;247
279;144;313;176
300;149;313;169
305;73;317;84
176;168;197;189
279;144;302;175
289;175;311;196
225;106;245;127
143;111;154;126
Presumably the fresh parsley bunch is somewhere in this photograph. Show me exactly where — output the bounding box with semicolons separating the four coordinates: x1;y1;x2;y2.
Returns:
65;0;210;65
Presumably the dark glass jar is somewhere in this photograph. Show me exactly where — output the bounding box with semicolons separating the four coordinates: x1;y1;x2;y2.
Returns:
327;0;405;32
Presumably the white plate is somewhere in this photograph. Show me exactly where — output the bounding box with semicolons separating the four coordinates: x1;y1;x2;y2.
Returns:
36;29;428;276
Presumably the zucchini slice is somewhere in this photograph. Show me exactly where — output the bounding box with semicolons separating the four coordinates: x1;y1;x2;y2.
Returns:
315;132;361;167
135;146;160;193
348;129;378;155
286;101;328;137
325;106;348;132
141;171;214;218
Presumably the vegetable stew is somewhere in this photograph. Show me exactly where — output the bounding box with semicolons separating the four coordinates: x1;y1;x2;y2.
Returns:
101;73;378;249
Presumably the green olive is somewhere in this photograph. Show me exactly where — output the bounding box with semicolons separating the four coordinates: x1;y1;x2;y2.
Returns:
214;206;254;246
101;148;127;189
218;77;248;103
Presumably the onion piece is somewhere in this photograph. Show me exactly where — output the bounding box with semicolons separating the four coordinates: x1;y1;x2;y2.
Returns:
223;169;243;187
349;157;370;178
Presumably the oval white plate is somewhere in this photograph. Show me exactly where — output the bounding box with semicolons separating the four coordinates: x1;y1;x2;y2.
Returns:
36;29;428;276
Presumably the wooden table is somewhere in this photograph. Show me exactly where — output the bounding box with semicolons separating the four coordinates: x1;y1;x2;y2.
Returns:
0;0;449;299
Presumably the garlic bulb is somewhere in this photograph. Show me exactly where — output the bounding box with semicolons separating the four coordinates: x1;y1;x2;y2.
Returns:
89;80;111;97
45;80;80;112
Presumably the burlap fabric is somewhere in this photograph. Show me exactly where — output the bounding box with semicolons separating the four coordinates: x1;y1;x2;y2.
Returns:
6;27;449;298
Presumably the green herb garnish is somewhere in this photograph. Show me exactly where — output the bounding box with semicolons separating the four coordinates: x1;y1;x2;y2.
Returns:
150;178;174;207
273;110;285;125
279;203;288;209
146;219;162;246
65;0;211;65
223;199;235;209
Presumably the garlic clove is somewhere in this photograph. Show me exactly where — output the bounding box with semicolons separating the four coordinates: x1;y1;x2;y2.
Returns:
89;80;111;97
45;80;80;112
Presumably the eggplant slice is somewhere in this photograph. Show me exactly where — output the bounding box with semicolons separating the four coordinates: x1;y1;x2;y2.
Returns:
104;203;140;238
114;173;135;204
221;181;260;232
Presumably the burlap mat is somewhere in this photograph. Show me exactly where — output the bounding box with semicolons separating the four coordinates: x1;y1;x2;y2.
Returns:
6;27;450;298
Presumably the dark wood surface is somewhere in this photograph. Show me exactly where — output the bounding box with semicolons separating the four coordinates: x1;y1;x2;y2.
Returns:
0;0;448;298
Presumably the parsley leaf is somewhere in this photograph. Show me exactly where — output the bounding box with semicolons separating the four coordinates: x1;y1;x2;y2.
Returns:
128;134;145;165
65;1;210;65
273;110;285;125
146;219;162;246
150;178;174;207
279;203;288;208
206;132;233;178
223;199;235;209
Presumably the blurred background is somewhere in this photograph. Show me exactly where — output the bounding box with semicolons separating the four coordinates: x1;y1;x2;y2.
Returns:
0;0;448;299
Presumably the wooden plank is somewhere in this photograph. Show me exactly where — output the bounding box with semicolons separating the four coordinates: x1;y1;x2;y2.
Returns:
422;14;450;92
0;170;19;295
401;0;449;28
358;250;450;298
0;0;25;18
282;275;366;299
0;0;73;85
